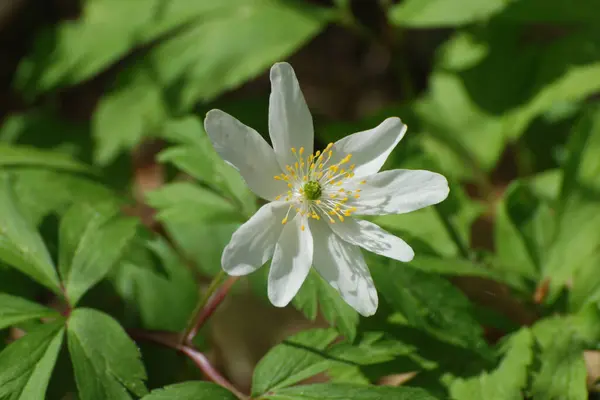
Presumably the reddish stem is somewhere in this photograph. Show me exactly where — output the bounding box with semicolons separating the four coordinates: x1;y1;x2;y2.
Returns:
129;329;248;400
184;276;239;345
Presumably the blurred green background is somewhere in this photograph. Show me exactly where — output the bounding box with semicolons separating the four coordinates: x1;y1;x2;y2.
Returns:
2;0;600;397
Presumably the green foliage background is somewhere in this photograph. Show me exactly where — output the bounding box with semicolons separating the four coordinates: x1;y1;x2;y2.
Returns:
1;0;600;398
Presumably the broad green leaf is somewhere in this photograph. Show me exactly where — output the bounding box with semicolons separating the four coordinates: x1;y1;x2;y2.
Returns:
146;182;242;225
252;328;339;396
0;144;90;173
92;1;329;164
292;270;359;341
542;108;600;302
371;263;488;354
10;169;118;225
495;182;554;280
159;117;256;216
112;238;198;331
141;382;237;400
0;322;64;400
59;202;139;305
450;328;534;400
528;310;600;400
265;383;438;400
0;293;59;330
67;308;148;400
0;173;60;292
389;0;511;27
499;0;600;24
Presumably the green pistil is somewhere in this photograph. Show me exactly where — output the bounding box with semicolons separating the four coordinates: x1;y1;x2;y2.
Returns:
303;180;322;201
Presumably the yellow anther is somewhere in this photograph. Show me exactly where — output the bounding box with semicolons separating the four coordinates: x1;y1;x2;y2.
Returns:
288;183;293;188
360;180;367;184
328;151;332;157
326;142;334;149
339;188;345;192
329;194;336;198
316;150;321;157
291;147;297;153
275;195;281;200
338;215;344;222
282;217;288;224
295;162;299;169
329;211;335;215
299;147;304;155
303;176;308;181
329;219;335;224
354;194;360;199
301;225;305;231
316;200;321;204
274;176;281;180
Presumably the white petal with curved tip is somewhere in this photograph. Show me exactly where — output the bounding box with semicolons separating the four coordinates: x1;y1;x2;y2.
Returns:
329;218;414;262
222;202;289;276
204;109;286;201
269;62;314;170
268;214;313;308
331;117;407;178
352;169;449;216
311;220;378;317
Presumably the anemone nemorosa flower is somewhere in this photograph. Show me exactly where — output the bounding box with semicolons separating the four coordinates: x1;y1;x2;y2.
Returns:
204;62;449;316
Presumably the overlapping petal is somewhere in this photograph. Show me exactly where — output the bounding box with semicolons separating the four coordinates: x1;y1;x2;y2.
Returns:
352;169;449;216
311;220;378;317
330;117;407;178
329;218;414;262
269;62;314;170
268;214;313;307
204;109;286;201
221;202;289;276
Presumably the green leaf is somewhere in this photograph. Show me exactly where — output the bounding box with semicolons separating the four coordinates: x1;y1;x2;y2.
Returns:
371;262;488;354
499;0;600;24
389;0;511;27
141;381;237;400
528;310;600;400
0;173;60;292
450;328;534;400
146;182;242;225
59;202;139;305
495;181;554;281
159;117;256;216
91;1;329;164
0;322;64;399
292;270;359;341
67;308;148;400
0;144;91;173
265;383;438;400
252;328;339;396
0;293;59;330
112;238;198;331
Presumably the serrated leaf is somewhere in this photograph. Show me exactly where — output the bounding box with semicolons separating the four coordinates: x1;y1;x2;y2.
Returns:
67;308;147;400
389;0;511;27
59;202;139;305
292;270;359;341
0;173;60;293
141;381;237;400
0;293;59;330
450;328;534;400
265;383;438;400
0;144;91;173
159;117;256;216
251;328;339;396
112;238;198;331
0;322;64;400
91;1;329;164
371;263;488;354
146;182;242;225
528;311;600;400
495;181;554;281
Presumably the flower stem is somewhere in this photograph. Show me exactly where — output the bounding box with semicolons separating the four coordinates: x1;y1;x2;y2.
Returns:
182;271;238;345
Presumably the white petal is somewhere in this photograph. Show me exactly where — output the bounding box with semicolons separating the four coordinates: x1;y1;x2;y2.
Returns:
222;202;289;276
268;214;313;308
331;117;407;178
352;169;449;216
329;218;414;262
269;62;314;170
310;220;378;317
204;109;286;201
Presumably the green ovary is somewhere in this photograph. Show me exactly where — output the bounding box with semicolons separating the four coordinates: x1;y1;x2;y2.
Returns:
303;180;322;201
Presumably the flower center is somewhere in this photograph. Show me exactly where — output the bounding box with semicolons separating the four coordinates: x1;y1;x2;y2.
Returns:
273;144;367;227
303;180;322;200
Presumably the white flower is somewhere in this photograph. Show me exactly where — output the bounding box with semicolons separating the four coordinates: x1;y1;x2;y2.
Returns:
204;62;449;316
